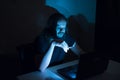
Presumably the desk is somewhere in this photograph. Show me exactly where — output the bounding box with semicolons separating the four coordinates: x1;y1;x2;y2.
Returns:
84;60;120;80
17;59;79;80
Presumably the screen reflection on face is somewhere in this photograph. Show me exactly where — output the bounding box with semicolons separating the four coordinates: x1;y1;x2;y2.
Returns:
56;20;67;38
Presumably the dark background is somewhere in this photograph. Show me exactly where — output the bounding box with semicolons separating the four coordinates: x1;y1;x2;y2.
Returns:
0;0;120;79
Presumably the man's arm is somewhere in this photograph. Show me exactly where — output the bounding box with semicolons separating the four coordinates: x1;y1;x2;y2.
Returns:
39;42;56;72
70;42;86;57
39;40;69;72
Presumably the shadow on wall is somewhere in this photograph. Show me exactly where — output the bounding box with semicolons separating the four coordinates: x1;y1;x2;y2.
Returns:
0;0;94;54
68;14;95;52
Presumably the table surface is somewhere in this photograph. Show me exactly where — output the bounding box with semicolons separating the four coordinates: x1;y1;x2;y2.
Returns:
85;60;120;80
17;59;120;80
17;59;79;80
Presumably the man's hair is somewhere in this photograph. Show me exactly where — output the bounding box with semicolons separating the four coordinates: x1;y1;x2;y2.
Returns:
44;13;68;39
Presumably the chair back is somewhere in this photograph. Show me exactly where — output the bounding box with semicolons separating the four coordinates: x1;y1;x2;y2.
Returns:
16;43;37;74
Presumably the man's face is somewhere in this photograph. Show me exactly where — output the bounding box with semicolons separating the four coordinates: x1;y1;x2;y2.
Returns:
56;20;67;38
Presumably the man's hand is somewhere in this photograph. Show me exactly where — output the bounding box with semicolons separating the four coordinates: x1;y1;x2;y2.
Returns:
55;41;69;53
60;41;69;53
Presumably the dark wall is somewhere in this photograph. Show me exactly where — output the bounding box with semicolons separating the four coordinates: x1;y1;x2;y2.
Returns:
0;0;96;55
0;0;58;55
95;0;120;56
0;0;119;56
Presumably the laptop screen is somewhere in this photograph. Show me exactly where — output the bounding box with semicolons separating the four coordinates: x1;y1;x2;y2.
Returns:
57;64;78;80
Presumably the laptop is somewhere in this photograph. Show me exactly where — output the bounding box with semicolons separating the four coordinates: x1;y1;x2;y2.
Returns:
57;52;109;80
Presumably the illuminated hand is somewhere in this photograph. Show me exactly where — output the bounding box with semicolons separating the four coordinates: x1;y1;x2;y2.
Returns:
56;41;69;53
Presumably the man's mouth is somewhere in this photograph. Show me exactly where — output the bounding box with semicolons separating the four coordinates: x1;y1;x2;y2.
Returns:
59;32;64;34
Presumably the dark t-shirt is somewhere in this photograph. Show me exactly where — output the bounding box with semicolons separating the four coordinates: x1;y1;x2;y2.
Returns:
34;34;75;66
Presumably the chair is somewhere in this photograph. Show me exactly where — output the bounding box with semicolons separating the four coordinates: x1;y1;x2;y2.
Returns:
16;43;37;75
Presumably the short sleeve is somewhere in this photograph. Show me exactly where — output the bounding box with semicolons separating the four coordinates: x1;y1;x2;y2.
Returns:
34;35;48;54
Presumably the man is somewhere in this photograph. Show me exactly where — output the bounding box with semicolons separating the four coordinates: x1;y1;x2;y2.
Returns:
34;13;84;72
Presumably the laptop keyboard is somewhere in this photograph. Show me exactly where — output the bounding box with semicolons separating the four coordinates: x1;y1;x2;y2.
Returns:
57;64;78;80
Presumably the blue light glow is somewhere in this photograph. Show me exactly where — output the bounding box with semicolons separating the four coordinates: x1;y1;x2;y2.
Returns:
67;71;76;79
45;0;96;23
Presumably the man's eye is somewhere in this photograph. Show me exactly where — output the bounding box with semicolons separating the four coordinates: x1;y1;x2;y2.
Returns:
57;28;61;30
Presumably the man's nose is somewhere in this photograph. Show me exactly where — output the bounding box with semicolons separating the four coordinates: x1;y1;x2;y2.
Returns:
60;28;64;32
60;28;63;31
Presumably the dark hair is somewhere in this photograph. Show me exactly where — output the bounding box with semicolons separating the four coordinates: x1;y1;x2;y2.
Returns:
44;13;68;39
